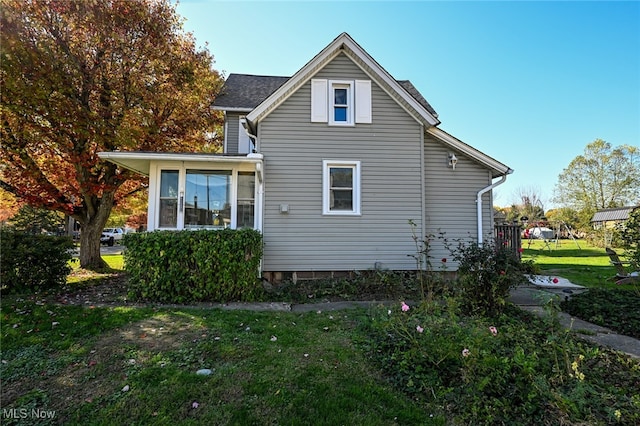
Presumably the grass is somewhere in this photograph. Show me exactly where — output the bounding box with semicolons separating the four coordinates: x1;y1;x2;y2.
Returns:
2;245;639;424
522;239;622;288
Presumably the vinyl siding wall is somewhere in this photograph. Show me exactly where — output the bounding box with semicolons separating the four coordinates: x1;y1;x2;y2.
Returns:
225;112;241;154
423;135;494;267
259;53;424;272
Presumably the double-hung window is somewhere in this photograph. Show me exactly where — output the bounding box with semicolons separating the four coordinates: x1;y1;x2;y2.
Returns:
322;160;361;215
329;81;354;125
159;170;179;227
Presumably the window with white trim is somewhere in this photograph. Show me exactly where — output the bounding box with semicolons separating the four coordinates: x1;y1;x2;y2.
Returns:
329;81;353;125
159;170;179;228
322;160;361;215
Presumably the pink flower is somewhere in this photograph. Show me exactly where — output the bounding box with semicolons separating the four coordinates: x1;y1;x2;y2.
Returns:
462;348;470;357
500;270;506;275
401;302;410;312
518;247;524;253
489;326;498;336
416;325;424;333
192;401;199;409
552;277;559;284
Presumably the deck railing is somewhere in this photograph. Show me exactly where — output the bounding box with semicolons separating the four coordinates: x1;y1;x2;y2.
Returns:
495;224;522;259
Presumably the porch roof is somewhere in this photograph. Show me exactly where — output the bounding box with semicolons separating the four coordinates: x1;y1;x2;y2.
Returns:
98;151;263;176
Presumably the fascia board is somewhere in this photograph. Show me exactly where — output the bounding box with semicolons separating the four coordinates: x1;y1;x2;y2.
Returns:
427;127;513;177
246;36;345;124
211;106;253;112
340;41;440;127
246;33;439;127
98;152;263;176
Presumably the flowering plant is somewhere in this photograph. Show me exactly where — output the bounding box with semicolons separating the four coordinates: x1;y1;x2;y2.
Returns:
450;238;528;316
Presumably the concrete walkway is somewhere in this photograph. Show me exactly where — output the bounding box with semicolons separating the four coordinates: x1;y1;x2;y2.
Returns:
508;283;640;359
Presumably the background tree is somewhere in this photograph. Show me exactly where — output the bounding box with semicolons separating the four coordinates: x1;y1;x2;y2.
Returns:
8;204;65;235
500;186;547;226
554;139;640;211
1;0;223;269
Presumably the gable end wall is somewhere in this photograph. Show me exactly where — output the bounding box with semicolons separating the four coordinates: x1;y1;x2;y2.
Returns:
259;53;425;272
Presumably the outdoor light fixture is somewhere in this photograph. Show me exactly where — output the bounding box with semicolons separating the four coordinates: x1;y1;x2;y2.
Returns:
448;153;458;170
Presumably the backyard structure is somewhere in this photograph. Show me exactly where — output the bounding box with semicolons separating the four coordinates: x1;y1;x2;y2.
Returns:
99;33;514;281
591;206;639;247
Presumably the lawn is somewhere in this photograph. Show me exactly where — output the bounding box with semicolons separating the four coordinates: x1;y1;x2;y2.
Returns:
522;239;623;288
2;244;639;425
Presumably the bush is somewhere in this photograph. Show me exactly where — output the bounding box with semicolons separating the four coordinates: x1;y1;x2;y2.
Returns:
367;301;640;425
0;229;75;294
123;229;263;303
619;208;640;268
450;239;528;316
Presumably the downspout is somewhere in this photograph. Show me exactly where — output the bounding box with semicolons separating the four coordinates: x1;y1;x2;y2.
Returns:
476;172;510;245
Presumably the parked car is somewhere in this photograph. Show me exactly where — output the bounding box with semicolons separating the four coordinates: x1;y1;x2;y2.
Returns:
100;228;124;246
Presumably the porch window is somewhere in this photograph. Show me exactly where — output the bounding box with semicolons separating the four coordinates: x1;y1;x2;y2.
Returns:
237;172;255;228
185;170;231;229
322;160;361;215
159;170;179;227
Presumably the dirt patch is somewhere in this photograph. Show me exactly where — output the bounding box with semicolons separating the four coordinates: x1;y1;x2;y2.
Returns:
54;273;131;307
1;312;207;421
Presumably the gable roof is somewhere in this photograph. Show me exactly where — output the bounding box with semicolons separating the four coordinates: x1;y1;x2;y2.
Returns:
591;206;639;223
213;74;290;111
213;74;439;118
245;32;441;130
211;32;512;179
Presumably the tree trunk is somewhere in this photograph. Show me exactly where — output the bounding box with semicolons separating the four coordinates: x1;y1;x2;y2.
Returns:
76;193;115;270
79;220;108;270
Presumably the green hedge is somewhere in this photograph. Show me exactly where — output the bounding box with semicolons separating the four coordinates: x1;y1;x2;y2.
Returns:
123;229;263;303
0;229;75;294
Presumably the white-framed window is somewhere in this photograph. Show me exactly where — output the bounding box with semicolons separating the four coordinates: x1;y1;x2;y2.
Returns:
311;79;371;124
329;80;353;125
322;160;361;215
158;170;179;228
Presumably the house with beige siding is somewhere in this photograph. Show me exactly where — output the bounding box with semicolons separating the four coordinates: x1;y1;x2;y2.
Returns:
100;33;513;281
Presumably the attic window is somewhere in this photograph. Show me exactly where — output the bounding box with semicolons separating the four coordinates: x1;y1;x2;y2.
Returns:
330;81;353;125
311;79;371;124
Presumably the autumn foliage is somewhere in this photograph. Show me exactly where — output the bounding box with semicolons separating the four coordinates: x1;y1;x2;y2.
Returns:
0;0;223;268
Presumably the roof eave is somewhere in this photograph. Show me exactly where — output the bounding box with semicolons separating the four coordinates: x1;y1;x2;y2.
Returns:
98;152;263;176
427;127;513;178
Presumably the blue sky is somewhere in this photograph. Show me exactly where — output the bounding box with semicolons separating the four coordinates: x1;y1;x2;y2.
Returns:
175;0;639;209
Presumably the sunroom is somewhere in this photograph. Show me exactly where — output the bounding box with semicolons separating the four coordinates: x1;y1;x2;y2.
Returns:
98;152;264;232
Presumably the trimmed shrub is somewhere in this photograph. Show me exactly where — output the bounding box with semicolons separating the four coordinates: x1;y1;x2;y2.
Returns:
0;229;75;294
123;229;263;303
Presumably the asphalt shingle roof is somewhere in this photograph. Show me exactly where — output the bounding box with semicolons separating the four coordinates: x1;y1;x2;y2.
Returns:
213;73;438;117
213;74;290;110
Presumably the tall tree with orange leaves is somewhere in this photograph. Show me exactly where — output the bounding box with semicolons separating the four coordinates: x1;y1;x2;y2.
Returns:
1;0;223;269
